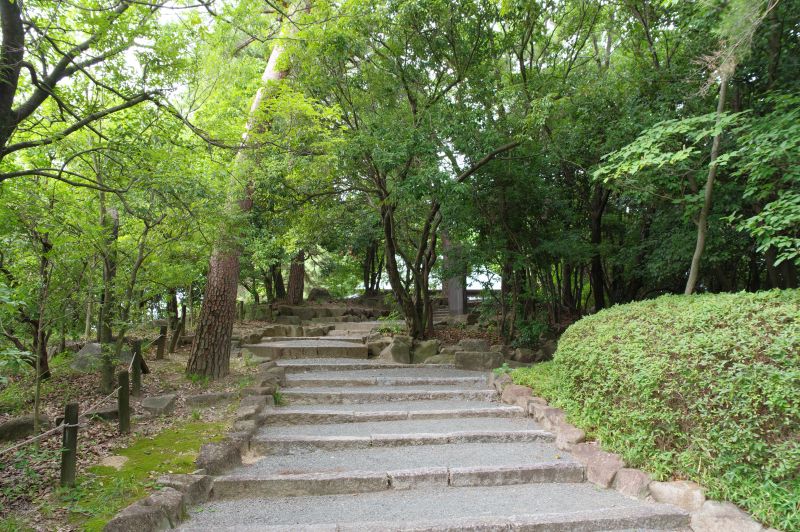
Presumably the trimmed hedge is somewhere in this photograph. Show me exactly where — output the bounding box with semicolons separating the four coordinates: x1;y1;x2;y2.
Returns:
512;290;799;530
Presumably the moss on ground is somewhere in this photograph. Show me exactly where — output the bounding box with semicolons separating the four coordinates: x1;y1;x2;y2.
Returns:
59;420;227;531
511;290;799;531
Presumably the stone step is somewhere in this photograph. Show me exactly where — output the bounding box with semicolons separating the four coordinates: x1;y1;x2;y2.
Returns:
282;386;497;405
243;340;368;360
178;484;689;531
276;358;453;373
261;400;524;425
251;429;553;455
285;375;486;387
212;462;584;498
254;416;545;439
284;367;487;387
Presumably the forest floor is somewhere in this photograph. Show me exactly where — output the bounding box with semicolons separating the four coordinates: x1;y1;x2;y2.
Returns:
0;324;266;532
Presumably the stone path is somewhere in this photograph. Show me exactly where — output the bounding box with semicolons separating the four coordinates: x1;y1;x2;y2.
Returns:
178;346;691;530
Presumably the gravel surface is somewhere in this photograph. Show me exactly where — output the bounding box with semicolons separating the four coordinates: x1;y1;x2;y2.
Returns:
234;442;572;475
178;483;647;528
255;417;543;438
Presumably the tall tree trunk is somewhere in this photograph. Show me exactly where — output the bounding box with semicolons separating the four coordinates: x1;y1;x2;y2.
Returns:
272;263;286;299
99;205;118;343
187;38;289;378
287;250;305;305
186;253;239;378
589;185;610;310
685;73;729;295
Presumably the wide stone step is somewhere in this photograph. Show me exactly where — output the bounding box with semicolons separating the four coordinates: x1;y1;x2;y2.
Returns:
212;462;584;498
179;483;689;531
251;425;553;454
282;386;497;404
284;367;487;387
261;400;524;425
244;340;368;360
276;358;453;373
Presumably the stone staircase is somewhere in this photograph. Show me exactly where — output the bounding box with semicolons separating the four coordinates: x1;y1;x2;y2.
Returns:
178;353;690;530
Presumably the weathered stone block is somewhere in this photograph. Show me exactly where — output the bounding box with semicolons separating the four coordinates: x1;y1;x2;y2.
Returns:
613;468;652;499
411;339;439;363
648;480;706;512
275;315;301;325
690;500;764;532
457;338;490;352
500;384;532;407
554;421;585;450
141;394;176;417
454;351;504;370
388;467;448;489
489;372;513;392
157;474;212;505
570;442;625;488
195;441;241;475
0;414;51;443
378;340;411;364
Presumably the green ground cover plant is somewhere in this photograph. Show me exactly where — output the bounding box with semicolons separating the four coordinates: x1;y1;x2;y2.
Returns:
511;290;799;530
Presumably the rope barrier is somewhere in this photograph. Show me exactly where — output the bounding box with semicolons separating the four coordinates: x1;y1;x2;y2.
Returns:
0;347;139;457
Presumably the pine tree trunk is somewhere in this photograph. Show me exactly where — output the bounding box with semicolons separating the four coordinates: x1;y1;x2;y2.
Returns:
186;251;238;378
287;250;305;305
187;35;290;378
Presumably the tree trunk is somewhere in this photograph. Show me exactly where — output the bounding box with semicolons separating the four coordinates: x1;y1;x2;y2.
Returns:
99;206;118;343
685;74;729;295
187;36;289;378
287;250;305;305
271;263;286;300
186;252;239;378
589;185;610;310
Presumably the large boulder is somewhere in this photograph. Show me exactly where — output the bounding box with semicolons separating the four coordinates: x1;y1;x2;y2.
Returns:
379;339;411;364
423;353;455;365
367;337;392;358
454;351;503;370
70;342;103;371
457;338;490;352
411;340;439;363
141;394;177;417
0;414;51;442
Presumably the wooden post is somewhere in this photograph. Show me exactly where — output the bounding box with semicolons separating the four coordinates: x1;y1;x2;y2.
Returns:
60;403;79;488
131;341;142;397
238;300;245;321
168;320;184;354
155;325;167;360
118;370;130;434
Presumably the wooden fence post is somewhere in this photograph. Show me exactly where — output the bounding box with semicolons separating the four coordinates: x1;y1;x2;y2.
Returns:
60;403;79;487
131;341;142;397
156;325;167;360
168;320;184;354
118;371;130;434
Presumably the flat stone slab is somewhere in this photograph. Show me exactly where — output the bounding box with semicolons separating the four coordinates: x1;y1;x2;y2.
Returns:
255;416;544;438
261;400;524;425
178;483;689;530
141;394;177;416
231;441;573;477
243;340;368;360
276;359;454;374
285;367;487;387
281;386;497;405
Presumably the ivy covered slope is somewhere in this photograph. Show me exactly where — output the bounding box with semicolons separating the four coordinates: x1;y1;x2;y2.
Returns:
516;290;799;530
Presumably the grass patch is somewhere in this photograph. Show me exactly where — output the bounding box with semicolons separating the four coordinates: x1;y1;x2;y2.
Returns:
59;420;227;531
512;290;799;530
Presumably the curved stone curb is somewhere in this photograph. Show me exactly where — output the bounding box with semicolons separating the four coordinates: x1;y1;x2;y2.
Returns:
494;374;776;532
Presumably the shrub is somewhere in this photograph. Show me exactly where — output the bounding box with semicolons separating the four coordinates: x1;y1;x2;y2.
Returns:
514;290;799;530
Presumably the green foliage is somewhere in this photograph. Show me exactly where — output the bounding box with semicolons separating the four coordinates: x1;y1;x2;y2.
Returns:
510;361;559;400
492;362;512;376
511;320;548;349
543;291;799;530
272;388;284;406
186;373;210;386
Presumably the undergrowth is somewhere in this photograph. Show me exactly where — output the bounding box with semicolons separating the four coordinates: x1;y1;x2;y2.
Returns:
511;290;799;531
